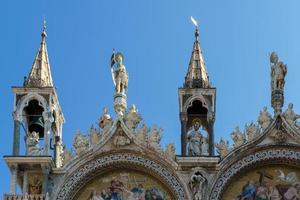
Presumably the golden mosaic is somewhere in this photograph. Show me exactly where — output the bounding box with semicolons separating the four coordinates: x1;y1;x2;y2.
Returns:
74;170;173;200
222;165;300;200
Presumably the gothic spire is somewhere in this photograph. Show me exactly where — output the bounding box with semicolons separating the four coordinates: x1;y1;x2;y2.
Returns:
184;27;210;88
24;18;53;87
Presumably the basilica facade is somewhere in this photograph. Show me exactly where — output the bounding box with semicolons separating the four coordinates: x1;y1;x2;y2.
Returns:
3;20;300;200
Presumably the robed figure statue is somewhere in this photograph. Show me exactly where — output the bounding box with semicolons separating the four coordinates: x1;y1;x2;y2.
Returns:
187;122;203;156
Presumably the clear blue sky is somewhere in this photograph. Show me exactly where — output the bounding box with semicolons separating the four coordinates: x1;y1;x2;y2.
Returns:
1;0;300;195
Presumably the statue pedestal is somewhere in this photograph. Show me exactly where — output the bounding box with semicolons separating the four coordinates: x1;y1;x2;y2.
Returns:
272;90;284;115
114;93;127;116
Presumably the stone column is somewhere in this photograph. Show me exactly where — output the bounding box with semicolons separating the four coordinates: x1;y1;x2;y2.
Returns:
23;171;28;194
42;165;50;194
54;134;62;168
208;124;215;156
43;111;54;156
10;165;18;194
180;112;188;156
12;112;22;156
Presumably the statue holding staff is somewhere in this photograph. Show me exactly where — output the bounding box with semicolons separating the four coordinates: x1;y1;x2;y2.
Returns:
111;51;129;95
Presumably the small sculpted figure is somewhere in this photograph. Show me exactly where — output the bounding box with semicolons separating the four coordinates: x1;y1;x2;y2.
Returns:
231;126;245;148
258;107;272;131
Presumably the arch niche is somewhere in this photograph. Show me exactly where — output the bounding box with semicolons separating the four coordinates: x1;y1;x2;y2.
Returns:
209;146;300;200
55;152;186;200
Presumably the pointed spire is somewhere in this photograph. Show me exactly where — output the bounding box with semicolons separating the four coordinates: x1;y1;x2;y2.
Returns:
184;27;210;88
24;18;53;87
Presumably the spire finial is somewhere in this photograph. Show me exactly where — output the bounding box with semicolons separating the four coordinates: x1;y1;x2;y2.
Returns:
41;17;47;38
190;16;199;41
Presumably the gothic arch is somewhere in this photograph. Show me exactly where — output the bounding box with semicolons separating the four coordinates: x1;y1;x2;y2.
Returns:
183;95;210;112
15;92;49;122
209;146;300;200
54;152;187;200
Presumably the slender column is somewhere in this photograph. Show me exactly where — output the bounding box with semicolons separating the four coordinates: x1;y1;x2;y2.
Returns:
43;111;54;156
54;135;62;168
12;111;22;156
10;165;18;194
180;112;188;156
208;124;215;156
42;165;50;194
23;171;28;193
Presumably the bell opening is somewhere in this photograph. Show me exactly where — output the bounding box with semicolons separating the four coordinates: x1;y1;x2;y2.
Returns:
24;100;45;138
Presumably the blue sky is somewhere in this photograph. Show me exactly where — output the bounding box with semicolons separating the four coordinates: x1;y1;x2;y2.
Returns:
1;0;300;195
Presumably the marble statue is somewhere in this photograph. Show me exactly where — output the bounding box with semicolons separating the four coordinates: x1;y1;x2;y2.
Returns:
125;104;142;130
189;172;206;200
26;131;43;156
149;126;163;151
111;52;128;95
165;143;176;160
99;107;113;133
270;52;287;91
245;122;260;141
73;130;89;155
187;122;203;156
258;107;272;131
284;103;300;128
231;126;245;148
201;137;209;156
215;138;231;158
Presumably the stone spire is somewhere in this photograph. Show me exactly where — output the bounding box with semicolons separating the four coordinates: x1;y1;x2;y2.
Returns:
24;19;53;87
184;27;210;88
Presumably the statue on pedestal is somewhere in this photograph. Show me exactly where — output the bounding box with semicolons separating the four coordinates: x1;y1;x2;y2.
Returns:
270;52;287;113
111;51;129;116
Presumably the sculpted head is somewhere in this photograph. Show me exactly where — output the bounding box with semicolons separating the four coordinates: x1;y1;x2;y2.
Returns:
116;52;123;64
194;121;200;131
270;52;278;64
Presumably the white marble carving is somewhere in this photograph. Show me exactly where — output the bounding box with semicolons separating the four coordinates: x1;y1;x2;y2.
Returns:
99;108;113;133
284;103;300;128
148;126;163;151
215;138;231;158
73;130;89;155
124;104;142;130
26;131;43;156
113;130;130;148
231;126;245;148
270;52;287;91
258;106;272;131
165;143;176;160
245;122;260;141
89;125;101;146
187;122;203;156
61;145;73;166
136;123;148;144
189;172;206;200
